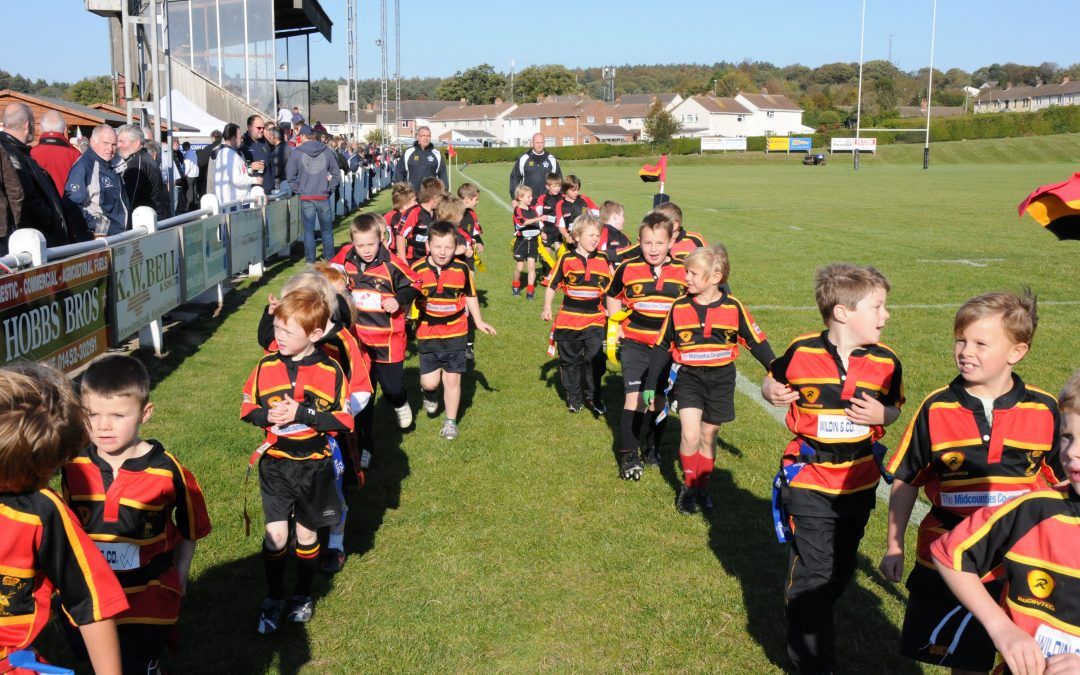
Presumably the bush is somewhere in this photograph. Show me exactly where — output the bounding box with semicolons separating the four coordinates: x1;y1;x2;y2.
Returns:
876;105;1080;142
453;138;702;164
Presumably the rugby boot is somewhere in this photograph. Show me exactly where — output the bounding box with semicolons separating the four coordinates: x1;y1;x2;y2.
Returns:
257;597;283;634
697;488;715;511
394;403;413;429
286;595;314;623
619;449;644;481
584;398;606;416
676;485;700;515
642;444;661;467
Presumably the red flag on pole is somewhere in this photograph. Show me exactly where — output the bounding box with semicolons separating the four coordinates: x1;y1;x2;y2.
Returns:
1017;172;1080;240
447;144;457;158
639;154;667;183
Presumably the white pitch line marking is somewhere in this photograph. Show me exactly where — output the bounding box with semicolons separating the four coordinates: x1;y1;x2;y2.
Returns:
464;167;928;523
788;225;803;231
916;258;1005;268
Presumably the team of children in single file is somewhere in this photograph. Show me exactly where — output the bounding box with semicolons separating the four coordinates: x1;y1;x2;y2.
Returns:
0;168;1077;675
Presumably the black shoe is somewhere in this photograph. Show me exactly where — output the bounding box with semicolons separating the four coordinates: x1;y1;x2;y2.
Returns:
676;485;700;514
465;345;475;361
619;450;643;481
567;401;581;414
697;488;714;511
642;445;661;466
526;291;535;300
584;398;606;416
512;286;521;296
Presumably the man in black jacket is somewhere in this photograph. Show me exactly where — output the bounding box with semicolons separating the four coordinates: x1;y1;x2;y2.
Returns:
0;102;68;249
395;126;447;193
195;130;222;197
116;124;170;223
238;115;271;194
509;133;560;204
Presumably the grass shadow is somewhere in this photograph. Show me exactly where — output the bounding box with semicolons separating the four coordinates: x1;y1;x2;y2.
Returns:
458;364;497;425
698;450;918;674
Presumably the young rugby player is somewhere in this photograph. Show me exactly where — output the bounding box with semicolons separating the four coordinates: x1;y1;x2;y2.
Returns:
620;202;707;263
931;369;1080;675
411;222;497;439
63;355;211;674
511;185;544;299
383;182;417;247
241;288;354;633
534;173;564;257
457;183;485;257
330;214;420;436
553;175;600;246
643;245;775;513
397;177;444;264
764;264;903;674
0;363;126;675
597;200;632;267
605;211;687;479
541;214;612;415
883;292;1062;673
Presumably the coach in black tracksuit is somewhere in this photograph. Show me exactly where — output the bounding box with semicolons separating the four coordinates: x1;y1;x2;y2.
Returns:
396;126;447;193
509;133;560;204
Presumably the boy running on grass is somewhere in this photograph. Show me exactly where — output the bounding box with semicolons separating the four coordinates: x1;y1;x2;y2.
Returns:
541;214;612;415
643;245;775;514
383;182;417;247
0;363;126;675
458;183;485;258
411;222;496;440
597;200;632;267
534;173;564;257
605;211;687;479
241;288;353;633
883;291;1062;673
511;185;544;299
553;175;600;247
763;263;904;674
63;355;211;674
397;177;444;264
931;369;1080;675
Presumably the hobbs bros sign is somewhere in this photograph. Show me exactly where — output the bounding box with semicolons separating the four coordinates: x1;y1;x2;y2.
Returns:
0;251;110;372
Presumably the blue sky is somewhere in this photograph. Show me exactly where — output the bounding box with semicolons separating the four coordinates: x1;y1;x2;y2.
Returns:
3;1;1078;83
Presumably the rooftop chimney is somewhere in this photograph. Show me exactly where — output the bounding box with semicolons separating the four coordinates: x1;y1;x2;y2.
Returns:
494;97;502;104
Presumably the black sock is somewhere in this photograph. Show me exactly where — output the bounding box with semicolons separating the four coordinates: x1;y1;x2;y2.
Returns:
294;541;321;596
263;542;287;599
423;388;439;404
652;417;668;449
620;409;642;453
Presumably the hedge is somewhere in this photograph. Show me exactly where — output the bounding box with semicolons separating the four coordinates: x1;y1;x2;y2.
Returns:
454;138;701;164
878;105;1080;143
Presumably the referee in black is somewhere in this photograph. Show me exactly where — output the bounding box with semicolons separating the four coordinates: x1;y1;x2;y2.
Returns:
509;133;561;204
396;126;447;193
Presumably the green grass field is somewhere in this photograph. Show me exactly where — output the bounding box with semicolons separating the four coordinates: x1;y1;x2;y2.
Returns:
41;134;1080;673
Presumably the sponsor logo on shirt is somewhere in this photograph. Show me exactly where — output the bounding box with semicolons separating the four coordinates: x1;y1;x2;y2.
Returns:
682;349;733;362
634;301;674;312
941;451;965;471
803;387;820;404
938;489;1030;508
815;414;869;439
1028;569;1055;599
1035;624;1080;657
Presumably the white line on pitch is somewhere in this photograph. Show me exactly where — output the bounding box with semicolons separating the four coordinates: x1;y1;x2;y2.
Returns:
756;300;1080;311
461;168;924;522
916;258;1005;268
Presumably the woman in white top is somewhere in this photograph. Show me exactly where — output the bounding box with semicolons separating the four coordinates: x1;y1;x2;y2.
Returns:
210;123;261;209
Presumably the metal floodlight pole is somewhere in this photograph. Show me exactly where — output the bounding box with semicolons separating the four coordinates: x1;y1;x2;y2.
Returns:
394;0;401;146
854;0;867;171
379;0;389;144
923;0;938;169
158;0;176;215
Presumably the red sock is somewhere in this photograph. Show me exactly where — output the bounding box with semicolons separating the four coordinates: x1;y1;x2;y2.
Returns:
696;452;715;490
512;280;521;289
679;452;696;487
526;284;535;294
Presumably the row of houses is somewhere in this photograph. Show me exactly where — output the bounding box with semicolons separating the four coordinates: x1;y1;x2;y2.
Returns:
311;91;812;146
974;78;1080;114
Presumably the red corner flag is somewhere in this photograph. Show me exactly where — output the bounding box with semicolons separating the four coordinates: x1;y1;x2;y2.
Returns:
1018;171;1080;240
447;144;457;158
639;155;667;183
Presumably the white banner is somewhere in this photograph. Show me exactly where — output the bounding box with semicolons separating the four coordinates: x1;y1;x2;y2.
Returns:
830;137;878;153
227;208;264;275
110;230;181;341
702;136;747;152
180;215;227;302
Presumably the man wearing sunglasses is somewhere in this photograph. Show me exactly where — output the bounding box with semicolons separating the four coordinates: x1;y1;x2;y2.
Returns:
239;115;272;195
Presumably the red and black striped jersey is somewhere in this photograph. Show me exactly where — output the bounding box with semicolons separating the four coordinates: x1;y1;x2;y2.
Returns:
597;224;632;266
606;256;687;346
241;349;354;460
932;485;1080;667
383;208;402;234
888;374;1061;567
329;244;420;363
61;442;211;624
543;250;612;339
769;331;904;517
553;194;600;232
513;206;542;238
258;313;374;411
534;192;563;228
0;489;128;660
410;257;476;353
619;229;708;263
398;203;435;262
461;208;483;244
651;291;774;369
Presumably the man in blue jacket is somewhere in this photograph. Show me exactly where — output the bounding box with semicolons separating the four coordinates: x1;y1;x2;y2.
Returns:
395;127;447;193
64;124;129;238
286;125;341;262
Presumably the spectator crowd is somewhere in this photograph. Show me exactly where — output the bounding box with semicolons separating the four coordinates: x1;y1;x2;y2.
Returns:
0;101;400;258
